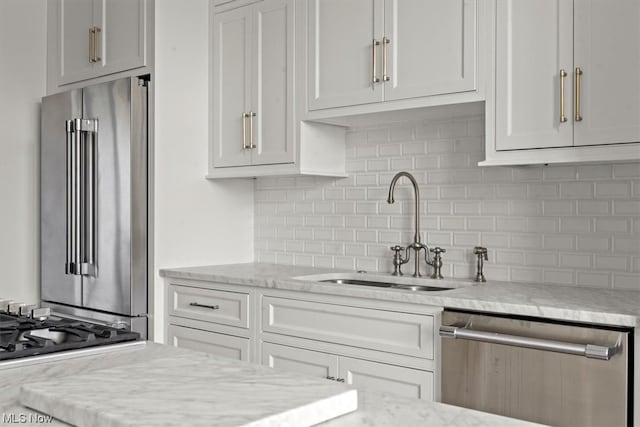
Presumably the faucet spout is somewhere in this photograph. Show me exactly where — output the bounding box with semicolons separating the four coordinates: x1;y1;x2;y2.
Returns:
387;171;429;277
387;171;421;245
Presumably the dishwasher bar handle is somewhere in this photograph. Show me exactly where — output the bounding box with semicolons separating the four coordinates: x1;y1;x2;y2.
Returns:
439;325;619;360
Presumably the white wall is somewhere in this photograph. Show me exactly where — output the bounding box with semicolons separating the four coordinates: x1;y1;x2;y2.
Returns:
0;1;46;303
153;0;254;342
255;104;640;290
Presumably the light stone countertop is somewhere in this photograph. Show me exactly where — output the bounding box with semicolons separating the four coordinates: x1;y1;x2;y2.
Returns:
160;262;640;327
0;342;540;427
19;350;357;427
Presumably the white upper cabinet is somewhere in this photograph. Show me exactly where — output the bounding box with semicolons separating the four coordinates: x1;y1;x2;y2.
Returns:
211;0;295;169
209;0;346;178
573;0;640;147
383;0;477;101
211;5;253;168
486;0;640;164
495;1;573;150
51;0;147;87
307;0;478;112
307;0;384;110
252;0;295;166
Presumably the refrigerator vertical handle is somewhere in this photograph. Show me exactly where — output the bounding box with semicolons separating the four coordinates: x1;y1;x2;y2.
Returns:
78;119;98;276
73;119;82;275
65;120;76;275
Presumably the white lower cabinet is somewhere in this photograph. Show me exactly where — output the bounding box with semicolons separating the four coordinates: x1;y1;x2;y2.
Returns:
165;279;253;362
163;279;442;401
259;293;440;401
168;325;250;362
262;342;433;400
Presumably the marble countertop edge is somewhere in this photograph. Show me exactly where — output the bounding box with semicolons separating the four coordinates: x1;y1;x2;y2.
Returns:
159;263;640;327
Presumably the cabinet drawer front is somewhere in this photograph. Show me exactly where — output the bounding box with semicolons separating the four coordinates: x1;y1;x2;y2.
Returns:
339;356;433;401
168;325;249;361
169;284;249;328
262;342;337;380
262;297;434;359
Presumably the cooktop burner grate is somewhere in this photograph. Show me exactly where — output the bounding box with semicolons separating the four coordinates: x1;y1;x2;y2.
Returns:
0;311;139;361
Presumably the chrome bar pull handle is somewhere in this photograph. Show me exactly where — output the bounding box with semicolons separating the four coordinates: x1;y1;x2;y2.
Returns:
80;119;97;276
382;36;390;82
65;120;75;274
559;69;568;123
249;111;256;149
86;128;95;271
439;325;620;360
189;302;220;310
372;39;380;84
575;67;583;122
73;119;82;274
79;121;87;273
241;112;248;149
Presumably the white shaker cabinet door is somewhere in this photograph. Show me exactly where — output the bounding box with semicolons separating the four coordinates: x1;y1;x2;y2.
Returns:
98;0;147;77
383;0;477;101
307;0;384;110
573;0;640;146
338;356;434;400
252;0;295;165
56;0;147;85
212;6;253;168
262;342;338;380
168;325;250;362
58;0;95;84
495;0;574;150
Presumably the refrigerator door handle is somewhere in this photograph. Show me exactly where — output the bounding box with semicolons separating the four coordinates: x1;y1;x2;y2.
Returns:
79;119;98;276
73;119;82;275
65;119;77;275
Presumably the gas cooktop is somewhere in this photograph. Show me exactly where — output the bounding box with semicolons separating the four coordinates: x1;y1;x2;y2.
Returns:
0;300;140;362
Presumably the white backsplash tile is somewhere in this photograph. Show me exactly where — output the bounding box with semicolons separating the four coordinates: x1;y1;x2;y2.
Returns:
255;111;640;290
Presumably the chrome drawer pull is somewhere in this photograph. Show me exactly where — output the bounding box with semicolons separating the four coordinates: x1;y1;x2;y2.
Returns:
189;302;220;311
439;325;621;360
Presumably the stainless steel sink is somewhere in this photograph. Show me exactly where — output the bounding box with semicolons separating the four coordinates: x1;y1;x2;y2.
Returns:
319;278;453;292
295;272;474;292
320;279;392;288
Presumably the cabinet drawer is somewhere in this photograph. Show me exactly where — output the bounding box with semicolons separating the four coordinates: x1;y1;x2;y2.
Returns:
168;284;249;328
168;325;249;361
262;296;434;359
339;356;433;401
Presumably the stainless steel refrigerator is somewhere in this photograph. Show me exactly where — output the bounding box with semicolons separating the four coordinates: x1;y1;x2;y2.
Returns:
40;77;148;338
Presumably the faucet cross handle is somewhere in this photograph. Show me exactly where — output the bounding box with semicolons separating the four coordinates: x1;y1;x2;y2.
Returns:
474;246;488;261
430;247;446;255
473;246;488;282
390;245;409;276
429;247;446;279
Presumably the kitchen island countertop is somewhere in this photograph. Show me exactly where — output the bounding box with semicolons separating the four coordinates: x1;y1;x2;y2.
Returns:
160;262;640;327
0;342;539;427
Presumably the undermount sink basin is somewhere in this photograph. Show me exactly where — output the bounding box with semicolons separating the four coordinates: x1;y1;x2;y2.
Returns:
319;278;453;292
320;278;393;288
294;272;474;292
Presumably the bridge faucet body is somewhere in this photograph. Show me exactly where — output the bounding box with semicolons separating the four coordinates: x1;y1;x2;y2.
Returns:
387;172;433;277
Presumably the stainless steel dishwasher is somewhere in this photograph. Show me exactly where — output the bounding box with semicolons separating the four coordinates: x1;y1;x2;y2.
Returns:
440;309;632;426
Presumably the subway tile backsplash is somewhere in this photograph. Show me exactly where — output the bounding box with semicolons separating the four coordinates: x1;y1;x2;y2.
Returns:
255;109;640;290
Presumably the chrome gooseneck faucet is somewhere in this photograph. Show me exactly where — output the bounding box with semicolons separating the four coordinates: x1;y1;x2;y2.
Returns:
387;171;434;277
